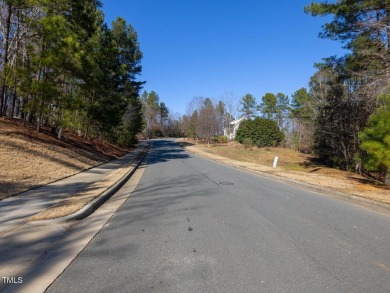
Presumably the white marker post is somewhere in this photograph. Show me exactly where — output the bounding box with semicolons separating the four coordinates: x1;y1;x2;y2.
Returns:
273;156;279;168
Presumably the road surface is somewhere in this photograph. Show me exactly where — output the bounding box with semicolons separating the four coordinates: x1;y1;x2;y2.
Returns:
48;139;390;292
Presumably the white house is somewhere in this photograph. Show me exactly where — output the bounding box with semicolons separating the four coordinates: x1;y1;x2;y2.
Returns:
225;116;249;140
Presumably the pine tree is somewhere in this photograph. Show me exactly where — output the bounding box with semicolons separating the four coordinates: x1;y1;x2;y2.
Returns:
306;1;386;168
198;98;218;145
141;91;160;137
305;0;390;106
0;0;144;145
275;92;290;129
290;88;315;151
159;102;169;135
259;93;277;119
240;94;256;116
360;95;390;184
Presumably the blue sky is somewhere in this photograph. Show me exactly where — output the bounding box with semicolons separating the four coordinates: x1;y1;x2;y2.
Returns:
101;0;346;116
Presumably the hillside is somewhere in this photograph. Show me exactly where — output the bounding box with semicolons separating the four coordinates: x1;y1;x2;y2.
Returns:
0;118;131;200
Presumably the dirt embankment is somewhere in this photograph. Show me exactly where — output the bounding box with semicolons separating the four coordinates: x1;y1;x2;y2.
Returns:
0;118;131;200
178;140;389;205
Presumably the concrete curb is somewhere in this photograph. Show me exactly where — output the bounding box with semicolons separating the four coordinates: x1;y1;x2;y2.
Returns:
180;143;390;213
33;144;149;224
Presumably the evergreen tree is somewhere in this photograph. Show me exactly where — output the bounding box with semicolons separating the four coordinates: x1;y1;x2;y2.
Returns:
240;93;256;116
216;100;226;135
85;24;125;134
159;102;169;135
306;1;387;169
275;92;290;129
0;0;144;145
290;88;315;151
190;110;198;140
141;90;160;137
110;17;144;144
199;98;217;145
310;61;369;169
290;88;314;121
117;96;143;146
259;93;277;119
305;0;390;109
360;95;390;184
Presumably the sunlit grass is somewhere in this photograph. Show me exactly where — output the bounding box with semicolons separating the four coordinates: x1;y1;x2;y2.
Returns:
195;143;316;171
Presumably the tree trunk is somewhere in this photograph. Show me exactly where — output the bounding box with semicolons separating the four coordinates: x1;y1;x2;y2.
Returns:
0;3;13;116
10;87;16;119
23;115;26;126
84;126;89;139
385;171;390;185
36;117;41;132
15;95;21;118
10;3;22;120
58;127;63;140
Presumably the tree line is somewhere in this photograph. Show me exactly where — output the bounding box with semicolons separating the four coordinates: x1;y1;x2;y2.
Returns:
0;0;144;146
140;90;181;138
237;91;312;152
305;0;390;183
179;91;313;150
181;96;230;145
180;1;390;183
1;0;388;183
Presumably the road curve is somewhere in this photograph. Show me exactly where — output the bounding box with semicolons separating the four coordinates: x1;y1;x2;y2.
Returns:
48;139;390;293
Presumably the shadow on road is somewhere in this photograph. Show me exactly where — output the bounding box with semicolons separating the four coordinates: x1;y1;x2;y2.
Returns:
145;139;190;165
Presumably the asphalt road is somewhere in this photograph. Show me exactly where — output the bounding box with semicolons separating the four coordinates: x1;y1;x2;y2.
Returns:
48;139;390;293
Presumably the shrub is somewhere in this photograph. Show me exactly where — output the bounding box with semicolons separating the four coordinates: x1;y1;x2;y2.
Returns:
243;137;253;148
217;135;228;143
236;117;284;147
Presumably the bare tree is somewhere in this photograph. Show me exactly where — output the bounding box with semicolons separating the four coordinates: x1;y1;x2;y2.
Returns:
221;92;239;137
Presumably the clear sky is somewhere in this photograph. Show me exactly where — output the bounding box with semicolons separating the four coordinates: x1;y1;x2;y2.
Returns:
101;0;346;116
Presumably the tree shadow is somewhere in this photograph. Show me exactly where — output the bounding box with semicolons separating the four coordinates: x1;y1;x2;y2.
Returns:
0;210;126;292
0;137;234;292
346;176;388;189
298;157;328;169
0;141;147;200
177;141;195;148
4;140;100;171
145;139;190;165
0;181;37;201
0;167;214;292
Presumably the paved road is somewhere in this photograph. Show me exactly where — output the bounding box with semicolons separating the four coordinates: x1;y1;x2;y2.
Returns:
48;139;390;293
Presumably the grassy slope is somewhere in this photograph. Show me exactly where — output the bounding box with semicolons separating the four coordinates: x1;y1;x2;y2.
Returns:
0;118;131;199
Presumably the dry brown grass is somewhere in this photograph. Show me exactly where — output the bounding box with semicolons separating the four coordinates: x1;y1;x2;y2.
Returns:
0;118;131;199
201;142;316;170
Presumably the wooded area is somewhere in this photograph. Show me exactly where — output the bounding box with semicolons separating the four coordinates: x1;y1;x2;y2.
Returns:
306;0;390;183
0;0;144;146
